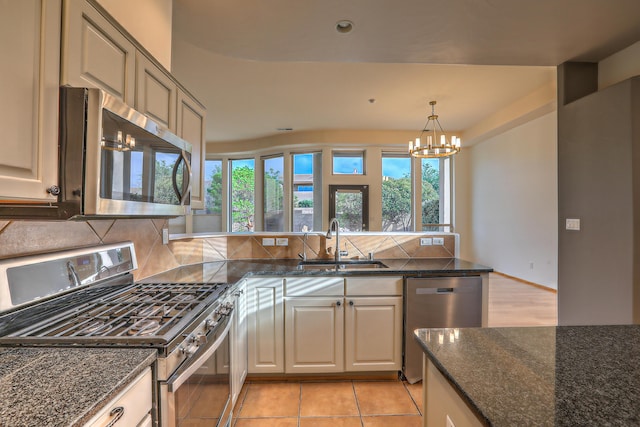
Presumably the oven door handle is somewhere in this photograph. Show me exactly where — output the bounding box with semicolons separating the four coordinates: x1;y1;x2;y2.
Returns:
166;311;233;392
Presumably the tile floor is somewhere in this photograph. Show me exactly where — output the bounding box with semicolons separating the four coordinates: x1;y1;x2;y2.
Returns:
231;272;558;426
233;380;423;427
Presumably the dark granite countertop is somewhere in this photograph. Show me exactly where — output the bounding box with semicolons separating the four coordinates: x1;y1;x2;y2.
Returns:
142;258;492;284
0;347;156;427
414;325;640;426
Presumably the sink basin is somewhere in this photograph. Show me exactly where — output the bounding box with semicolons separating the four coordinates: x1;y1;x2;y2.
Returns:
297;260;388;270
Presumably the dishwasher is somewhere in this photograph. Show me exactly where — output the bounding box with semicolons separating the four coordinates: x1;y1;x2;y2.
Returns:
403;276;482;383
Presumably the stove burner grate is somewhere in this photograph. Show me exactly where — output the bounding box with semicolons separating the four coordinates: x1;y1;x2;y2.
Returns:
7;282;227;340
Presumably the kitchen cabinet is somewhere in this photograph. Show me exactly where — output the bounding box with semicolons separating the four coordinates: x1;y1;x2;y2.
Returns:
231;280;248;406
423;357;483;427
0;0;61;202
61;0;136;105
285;296;345;373
176;89;207;210
246;277;285;373
83;367;153;427
283;276;402;374
135;51;176;132
344;296;402;371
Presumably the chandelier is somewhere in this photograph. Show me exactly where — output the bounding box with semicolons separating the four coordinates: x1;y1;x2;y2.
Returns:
408;100;461;158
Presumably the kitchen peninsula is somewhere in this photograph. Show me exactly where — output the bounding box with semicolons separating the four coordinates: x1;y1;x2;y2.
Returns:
415;325;640;426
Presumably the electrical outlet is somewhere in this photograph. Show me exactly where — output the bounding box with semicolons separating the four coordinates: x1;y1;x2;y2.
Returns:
276;238;289;246
566;218;580;231
420;238;433;246
162;228;169;245
433;237;445;245
262;238;275;246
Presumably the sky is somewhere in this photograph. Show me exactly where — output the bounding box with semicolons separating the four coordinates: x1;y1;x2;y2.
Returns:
200;154;440;182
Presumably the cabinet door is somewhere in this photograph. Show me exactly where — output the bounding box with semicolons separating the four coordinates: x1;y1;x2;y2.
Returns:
231;280;248;406
345;296;402;371
84;367;152;427
285;297;344;373
246;277;284;373
136;51;176;131
61;0;135;105
176;89;206;210
0;0;61;201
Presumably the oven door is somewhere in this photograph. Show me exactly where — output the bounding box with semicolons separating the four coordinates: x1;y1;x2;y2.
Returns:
160;311;233;427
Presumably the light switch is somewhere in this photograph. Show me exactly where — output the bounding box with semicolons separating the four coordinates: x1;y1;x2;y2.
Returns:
566;218;580;231
420;238;433;246
433;237;445;245
276;238;289;246
262;238;275;246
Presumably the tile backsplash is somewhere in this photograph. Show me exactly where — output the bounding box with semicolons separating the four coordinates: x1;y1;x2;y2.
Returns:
0;219;456;279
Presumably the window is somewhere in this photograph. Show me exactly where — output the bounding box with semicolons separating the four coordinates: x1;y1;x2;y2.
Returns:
230;159;255;231
263;155;284;231
421;157;451;231
332;151;364;174
190;159;223;232
381;154;412;231
329;185;369;231
292;152;322;232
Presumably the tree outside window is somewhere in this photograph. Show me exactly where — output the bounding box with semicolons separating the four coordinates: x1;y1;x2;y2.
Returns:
230;159;255;231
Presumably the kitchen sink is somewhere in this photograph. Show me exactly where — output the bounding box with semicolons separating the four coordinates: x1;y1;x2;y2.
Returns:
297;260;388;270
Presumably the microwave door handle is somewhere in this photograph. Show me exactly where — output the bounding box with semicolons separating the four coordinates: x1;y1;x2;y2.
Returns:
171;151;191;205
166;312;233;392
181;150;192;204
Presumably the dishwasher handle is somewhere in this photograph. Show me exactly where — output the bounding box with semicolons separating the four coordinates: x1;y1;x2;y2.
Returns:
416;287;455;295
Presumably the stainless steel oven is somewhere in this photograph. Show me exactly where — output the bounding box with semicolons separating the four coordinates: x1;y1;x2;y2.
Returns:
161;308;233;427
0;242;233;427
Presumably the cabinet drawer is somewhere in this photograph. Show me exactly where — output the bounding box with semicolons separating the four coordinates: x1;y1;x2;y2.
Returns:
285;277;344;296
84;367;152;427
346;276;403;296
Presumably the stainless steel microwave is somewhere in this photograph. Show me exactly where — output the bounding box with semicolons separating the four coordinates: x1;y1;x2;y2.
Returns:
1;87;192;219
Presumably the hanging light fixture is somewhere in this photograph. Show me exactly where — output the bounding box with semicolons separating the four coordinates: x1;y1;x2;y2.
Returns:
409;100;461;158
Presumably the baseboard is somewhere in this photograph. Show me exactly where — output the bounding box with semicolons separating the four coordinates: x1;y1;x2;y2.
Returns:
492;271;557;293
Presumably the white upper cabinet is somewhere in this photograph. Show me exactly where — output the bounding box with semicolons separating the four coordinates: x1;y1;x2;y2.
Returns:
61;0;135;105
176;89;206;210
0;0;62;202
135;51;176;132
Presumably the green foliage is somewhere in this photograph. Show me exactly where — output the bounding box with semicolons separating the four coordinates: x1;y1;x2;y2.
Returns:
335;192;363;231
381;174;412;231
421;162;440;225
206;164;223;214
264;168;283;212
298;199;313;208
231;165;255;231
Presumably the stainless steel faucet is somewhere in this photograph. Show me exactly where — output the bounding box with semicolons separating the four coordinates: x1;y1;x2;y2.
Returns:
298;232;308;261
326;218;348;262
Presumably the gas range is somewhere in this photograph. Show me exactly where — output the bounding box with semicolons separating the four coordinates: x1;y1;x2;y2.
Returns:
0;242;235;427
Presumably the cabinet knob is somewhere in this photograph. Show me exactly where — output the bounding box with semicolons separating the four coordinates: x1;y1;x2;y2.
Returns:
46;185;60;196
336;301;341;307
349;300;354;306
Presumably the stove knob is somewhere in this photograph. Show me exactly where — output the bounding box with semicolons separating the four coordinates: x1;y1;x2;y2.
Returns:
195;332;207;345
205;319;217;330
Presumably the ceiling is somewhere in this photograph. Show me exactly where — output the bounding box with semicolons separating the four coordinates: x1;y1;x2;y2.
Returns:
171;0;640;144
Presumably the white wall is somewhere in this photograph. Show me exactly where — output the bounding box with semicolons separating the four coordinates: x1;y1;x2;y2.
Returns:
457;112;558;289
96;0;172;70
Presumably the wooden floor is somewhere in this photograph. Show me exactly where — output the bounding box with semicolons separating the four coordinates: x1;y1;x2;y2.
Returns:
231;272;558;426
487;272;557;327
